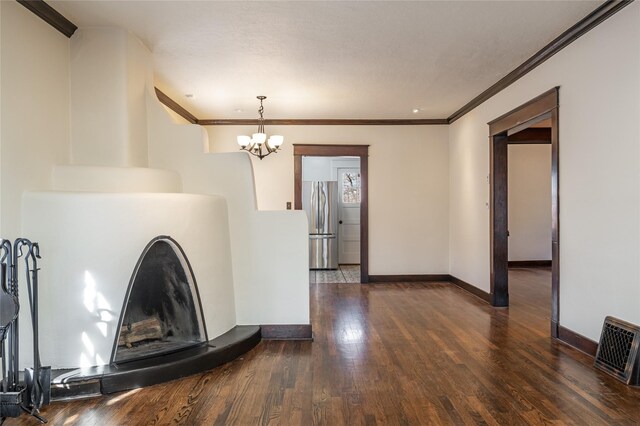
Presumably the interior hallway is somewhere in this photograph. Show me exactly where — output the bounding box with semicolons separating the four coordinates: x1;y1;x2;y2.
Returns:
9;269;640;425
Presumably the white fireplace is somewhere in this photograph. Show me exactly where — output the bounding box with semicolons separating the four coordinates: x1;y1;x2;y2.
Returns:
12;26;309;373
22;168;237;369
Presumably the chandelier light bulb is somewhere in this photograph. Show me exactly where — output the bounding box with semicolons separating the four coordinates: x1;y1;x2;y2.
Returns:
237;135;251;147
253;133;267;145
269;135;284;148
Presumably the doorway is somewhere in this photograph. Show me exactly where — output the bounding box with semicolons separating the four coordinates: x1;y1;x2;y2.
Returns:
294;144;369;283
488;88;559;337
337;167;361;264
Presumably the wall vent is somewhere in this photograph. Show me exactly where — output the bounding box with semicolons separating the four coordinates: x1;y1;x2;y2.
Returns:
594;316;640;385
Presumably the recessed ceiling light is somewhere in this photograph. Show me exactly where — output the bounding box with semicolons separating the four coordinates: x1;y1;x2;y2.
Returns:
185;94;194;98
234;108;243;113
412;108;420;114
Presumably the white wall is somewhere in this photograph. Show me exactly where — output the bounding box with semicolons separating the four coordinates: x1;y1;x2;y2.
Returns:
148;95;310;326
161;104;191;125
70;27;152;167
1;11;308;371
0;1;71;238
508;144;552;261
53;165;182;193
449;3;640;340
208;125;450;275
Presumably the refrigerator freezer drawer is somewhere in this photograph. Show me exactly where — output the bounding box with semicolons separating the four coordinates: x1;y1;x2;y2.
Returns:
309;235;338;270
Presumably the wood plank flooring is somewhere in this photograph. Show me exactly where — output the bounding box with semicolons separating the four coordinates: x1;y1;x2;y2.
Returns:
6;268;640;425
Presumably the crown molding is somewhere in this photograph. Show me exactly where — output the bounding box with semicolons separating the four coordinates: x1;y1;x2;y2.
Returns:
17;0;77;38
22;0;633;126
447;0;633;124
197;118;448;126
154;88;198;124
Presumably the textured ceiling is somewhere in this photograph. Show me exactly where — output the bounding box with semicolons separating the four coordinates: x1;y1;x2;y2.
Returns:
51;1;601;120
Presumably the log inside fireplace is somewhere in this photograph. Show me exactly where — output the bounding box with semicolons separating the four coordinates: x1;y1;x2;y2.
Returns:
112;236;207;364
118;317;163;348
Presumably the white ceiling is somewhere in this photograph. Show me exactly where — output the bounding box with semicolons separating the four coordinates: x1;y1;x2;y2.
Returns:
51;1;601;120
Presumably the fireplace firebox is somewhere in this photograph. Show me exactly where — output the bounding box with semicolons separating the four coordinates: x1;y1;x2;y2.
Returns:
49;234;261;399
112;236;207;364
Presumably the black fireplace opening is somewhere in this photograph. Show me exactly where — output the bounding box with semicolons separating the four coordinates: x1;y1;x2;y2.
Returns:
112;236;207;364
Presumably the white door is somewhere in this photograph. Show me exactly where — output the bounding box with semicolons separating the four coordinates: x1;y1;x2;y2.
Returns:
338;168;361;264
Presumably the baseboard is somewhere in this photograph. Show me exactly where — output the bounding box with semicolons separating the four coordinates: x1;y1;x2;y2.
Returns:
448;275;492;303
366;274;492;304
367;274;450;283
260;324;313;341
508;260;552;268
557;325;598;357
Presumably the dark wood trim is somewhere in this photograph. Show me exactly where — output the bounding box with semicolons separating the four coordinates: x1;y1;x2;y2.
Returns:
490;132;509;307
507;128;551;144
557;325;598;357
508;260;552;268
292;144;369;157
506;111;552;137
360;155;369;282
154;88;199;124
25;1;628;128
489;89;560;335
294;155;303;210
508;139;551;145
293;144;369;283
550;107;560;338
368;274;450;283
449;275;492;303
198;118;448;126
448;1;631;124
260;324;313;341
489;88;558;136
17;0;78;38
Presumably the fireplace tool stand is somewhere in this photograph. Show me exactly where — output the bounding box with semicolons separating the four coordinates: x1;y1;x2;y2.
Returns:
1;239;50;424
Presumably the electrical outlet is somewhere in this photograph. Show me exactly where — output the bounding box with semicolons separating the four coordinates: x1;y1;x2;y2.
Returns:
286;202;292;210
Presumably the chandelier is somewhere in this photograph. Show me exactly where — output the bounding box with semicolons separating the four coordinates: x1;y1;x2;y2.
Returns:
237;96;284;160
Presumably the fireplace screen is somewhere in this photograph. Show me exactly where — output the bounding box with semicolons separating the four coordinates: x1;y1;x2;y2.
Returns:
113;237;207;364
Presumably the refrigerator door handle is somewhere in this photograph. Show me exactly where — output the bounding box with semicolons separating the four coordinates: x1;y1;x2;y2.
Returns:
310;234;336;239
310;182;318;233
318;183;326;231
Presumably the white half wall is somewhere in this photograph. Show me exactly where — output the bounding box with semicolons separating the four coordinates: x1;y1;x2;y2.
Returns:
0;1;71;238
208;125;450;275
53;165;182;193
147;93;309;326
449;3;640;340
508;144;552;262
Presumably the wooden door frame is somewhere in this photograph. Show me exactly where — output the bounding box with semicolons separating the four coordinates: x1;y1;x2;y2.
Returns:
488;87;559;337
293;144;370;283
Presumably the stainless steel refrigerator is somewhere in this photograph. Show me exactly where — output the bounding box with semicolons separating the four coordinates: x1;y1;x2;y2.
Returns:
303;181;338;270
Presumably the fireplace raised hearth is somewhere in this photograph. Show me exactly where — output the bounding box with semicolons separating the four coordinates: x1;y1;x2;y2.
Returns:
49;235;261;398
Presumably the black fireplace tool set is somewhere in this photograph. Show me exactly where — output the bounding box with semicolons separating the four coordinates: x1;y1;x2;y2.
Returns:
1;239;50;424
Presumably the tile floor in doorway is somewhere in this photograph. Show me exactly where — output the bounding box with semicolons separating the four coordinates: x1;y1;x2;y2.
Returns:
310;264;360;284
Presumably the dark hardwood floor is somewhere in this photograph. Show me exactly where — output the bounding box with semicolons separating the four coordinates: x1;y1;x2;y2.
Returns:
7;268;640;425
